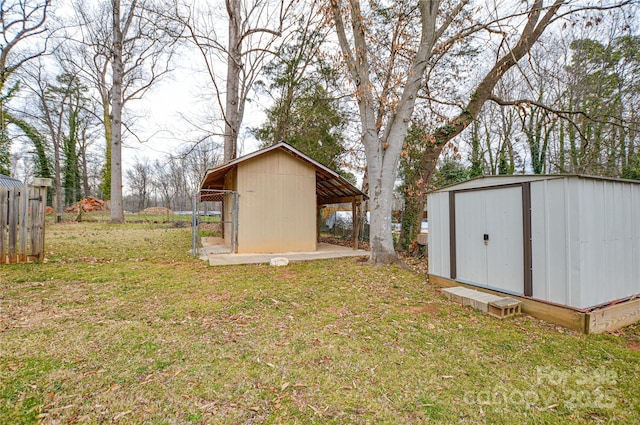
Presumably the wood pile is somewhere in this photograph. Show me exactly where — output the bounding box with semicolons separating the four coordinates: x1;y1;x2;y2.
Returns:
65;197;106;213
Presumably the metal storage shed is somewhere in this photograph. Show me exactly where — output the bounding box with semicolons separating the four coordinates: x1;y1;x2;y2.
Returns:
200;142;366;254
428;174;640;333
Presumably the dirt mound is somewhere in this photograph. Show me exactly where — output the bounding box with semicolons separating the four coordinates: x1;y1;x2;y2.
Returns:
140;207;173;215
65;197;106;213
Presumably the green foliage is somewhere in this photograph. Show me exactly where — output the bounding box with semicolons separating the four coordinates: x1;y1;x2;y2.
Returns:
562;36;640;176
5;113;52;179
397;124;433;249
468;120;484;178
47;73;88;204
398;125;433;195
622;152;640;180
254;23;351;179
0;130;9;175
0;82;21;175
431;156;471;189
100;156;111;200
498;142;512;175
257;84;348;173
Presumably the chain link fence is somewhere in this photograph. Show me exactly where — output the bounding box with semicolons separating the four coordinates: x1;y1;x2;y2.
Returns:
319;207;370;242
192;189;238;256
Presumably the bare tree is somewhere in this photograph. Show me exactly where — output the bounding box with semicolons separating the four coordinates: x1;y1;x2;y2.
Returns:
0;0;50;174
329;0;631;264
172;0;291;161
61;0;181;222
20;64;85;213
470;20;640;179
180;140;222;194
126;157;153;210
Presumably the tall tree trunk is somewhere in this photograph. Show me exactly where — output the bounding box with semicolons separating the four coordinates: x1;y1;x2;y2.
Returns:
80;129;90;198
330;0;440;264
0;101;9;176
224;0;241;162
100;102;112;199
110;0;125;223
54;132;63;213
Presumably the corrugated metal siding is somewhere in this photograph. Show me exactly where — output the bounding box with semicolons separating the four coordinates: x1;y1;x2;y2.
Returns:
432;174;640;310
530;177;640;309
454;187;524;295
427;191;450;278
530;177;581;306
455;190;489;285
577;178;640;308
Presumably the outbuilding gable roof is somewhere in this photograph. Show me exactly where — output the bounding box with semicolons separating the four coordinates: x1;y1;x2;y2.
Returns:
200;142;366;204
0;174;23;188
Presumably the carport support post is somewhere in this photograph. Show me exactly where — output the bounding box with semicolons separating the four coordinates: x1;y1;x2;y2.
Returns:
317;205;322;243
191;194;198;257
352;198;359;250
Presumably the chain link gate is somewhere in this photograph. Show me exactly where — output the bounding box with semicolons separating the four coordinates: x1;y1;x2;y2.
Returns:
192;189;239;256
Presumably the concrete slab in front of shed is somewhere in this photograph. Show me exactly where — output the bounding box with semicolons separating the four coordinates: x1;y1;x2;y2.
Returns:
206;243;369;266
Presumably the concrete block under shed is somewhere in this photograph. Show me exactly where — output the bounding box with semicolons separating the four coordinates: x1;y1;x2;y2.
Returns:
488;298;522;319
442;286;522;318
469;293;505;313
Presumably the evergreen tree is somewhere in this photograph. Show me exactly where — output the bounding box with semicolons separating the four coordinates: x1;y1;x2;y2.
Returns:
254;19;352;180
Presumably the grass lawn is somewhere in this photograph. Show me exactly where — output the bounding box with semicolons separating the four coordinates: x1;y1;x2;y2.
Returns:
1;220;639;424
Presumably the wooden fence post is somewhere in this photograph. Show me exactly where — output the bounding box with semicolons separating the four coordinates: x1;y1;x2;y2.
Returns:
30;178;52;262
0;188;6;264
8;187;18;263
0;178;50;265
19;184;29;262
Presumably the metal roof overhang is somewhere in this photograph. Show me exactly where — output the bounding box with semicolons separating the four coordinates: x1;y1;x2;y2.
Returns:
0;174;24;188
200;142;367;205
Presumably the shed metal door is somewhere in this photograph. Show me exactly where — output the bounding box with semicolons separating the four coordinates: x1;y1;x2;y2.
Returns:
455;186;524;295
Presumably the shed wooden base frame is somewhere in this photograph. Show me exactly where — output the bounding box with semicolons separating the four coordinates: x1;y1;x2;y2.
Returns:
430;275;640;334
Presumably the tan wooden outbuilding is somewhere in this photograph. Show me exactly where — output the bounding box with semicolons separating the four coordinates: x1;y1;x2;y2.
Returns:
200;142;366;254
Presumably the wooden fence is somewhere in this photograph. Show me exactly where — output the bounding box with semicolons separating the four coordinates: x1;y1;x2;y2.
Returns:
0;179;51;264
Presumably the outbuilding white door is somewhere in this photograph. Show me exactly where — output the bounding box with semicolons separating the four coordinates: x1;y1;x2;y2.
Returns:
455;186;524;295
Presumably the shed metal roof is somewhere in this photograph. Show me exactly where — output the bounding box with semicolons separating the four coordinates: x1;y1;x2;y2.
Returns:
0;174;24;188
200;142;366;205
429;174;640;193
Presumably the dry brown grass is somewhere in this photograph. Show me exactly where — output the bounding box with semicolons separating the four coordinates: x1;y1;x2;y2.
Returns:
0;221;639;424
